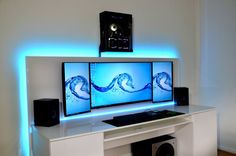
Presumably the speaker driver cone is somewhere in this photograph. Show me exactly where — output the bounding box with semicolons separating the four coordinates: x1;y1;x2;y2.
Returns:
155;143;175;156
110;23;118;31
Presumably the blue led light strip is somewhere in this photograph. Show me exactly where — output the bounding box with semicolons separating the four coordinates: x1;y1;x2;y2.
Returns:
18;55;30;156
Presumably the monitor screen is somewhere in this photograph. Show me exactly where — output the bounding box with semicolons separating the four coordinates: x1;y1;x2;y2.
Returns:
90;62;152;108
152;61;173;103
62;62;91;116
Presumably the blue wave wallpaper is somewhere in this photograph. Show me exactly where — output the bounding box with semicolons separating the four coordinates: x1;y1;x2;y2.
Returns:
90;62;152;108
152;62;173;102
63;62;91;116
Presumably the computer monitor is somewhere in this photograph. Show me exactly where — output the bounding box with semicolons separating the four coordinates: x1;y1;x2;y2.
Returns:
62;62;91;116
90;62;152;108
152;61;173;103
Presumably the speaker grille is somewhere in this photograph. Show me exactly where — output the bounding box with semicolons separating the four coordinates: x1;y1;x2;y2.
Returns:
174;87;189;106
99;11;133;52
33;98;60;127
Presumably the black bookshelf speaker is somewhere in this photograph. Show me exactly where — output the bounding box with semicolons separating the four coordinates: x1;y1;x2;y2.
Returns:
33;98;60;127
99;11;133;52
174;87;189;106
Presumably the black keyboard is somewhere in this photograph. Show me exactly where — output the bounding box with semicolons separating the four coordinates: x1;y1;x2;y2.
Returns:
103;110;184;127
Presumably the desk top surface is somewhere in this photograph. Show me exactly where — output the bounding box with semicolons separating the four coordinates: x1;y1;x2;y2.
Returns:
33;103;215;141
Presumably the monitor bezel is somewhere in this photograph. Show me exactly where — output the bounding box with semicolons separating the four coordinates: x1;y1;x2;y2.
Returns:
62;62;91;117
90;62;153;109
152;61;174;103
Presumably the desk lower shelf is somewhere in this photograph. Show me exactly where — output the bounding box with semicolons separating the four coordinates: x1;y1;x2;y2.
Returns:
104;115;191;150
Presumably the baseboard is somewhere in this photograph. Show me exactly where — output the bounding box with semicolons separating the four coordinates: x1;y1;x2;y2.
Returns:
218;145;236;154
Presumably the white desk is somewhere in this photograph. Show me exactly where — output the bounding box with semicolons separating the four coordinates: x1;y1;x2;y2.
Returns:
32;104;217;156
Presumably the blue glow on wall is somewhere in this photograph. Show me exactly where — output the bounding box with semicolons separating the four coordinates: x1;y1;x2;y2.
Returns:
17;43;178;156
100;44;179;58
17;43;96;156
19;43;97;57
17;54;30;156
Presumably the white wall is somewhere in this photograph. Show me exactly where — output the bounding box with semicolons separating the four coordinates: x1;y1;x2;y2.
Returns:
199;0;236;153
0;0;197;155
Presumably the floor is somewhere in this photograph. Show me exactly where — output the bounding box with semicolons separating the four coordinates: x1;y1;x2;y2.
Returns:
218;150;236;156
